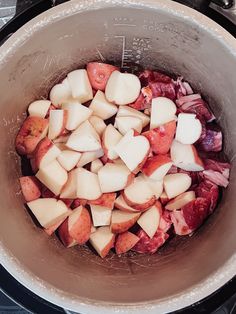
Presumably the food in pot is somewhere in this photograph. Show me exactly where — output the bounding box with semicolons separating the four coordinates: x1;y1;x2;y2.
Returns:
15;62;231;258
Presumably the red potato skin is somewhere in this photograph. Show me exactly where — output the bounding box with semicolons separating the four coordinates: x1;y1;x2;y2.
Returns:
115;231;140;254
114;200;140;213
19;176;41;202
58;218;75;247
155;200;162;212
61;110;68;134
100;156;119;165
133;129;141;137
158;210;172;233
101;142;109;161
15;116;49;155
100;235;116;258
122;191;156;211
87;193;116;209
101;130;119;162
52;110;68;137
34;137;53;169
87;62;119;91
45;104;57;118
142;155;172;177
191;145;204;169
126;172;135;187
45;217;66;236
143;120;176;155
111;213;140;234
132;149;150;175
101;131;111;161
69;207;92;244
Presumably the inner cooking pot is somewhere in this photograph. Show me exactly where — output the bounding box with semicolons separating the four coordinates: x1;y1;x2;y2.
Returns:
0;1;236;313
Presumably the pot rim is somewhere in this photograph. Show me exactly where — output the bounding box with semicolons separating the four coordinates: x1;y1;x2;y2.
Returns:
0;1;236;313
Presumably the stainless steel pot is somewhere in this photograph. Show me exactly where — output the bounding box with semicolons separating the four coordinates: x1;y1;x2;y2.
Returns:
0;1;235;313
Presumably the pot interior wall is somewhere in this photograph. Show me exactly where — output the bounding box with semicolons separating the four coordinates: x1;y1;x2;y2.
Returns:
0;4;236;305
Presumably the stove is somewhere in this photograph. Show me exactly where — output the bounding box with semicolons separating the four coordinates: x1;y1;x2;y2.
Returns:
0;0;235;313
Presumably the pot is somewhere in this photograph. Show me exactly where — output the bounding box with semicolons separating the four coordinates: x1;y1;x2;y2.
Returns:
0;0;235;313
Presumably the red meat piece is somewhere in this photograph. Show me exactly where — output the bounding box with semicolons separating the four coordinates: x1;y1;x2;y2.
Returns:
195;180;219;213
170;210;194;236
198;127;222;152
135;70;176;107
138;70;172;86
178;169;202;185
149;80;176;100
129;86;152;110
200;158;230;188
174;77;193;98
133;229;169;254
204;159;230;179
168;166;201;185
41;186;55;198
177;94;215;122
176;94;201;106
196;119;207;143
167;165;178;174
158;210;172;233
138;70;155;86
202;170;229;188
152;71;173;83
182;198;209;230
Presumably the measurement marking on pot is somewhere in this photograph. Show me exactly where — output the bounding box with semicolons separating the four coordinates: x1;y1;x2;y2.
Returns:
115;35;132;69
96;47;106;62
114;23;136;27
113;17;136;28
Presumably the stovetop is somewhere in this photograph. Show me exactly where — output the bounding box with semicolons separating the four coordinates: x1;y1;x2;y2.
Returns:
0;0;235;313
